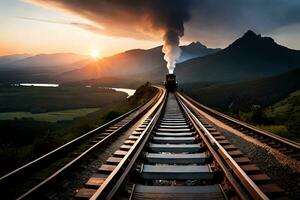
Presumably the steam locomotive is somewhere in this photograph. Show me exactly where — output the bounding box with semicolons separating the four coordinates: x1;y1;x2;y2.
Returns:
164;74;178;91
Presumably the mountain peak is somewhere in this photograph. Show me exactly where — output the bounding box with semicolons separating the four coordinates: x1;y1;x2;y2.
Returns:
188;41;207;48
242;30;261;39
226;30;276;51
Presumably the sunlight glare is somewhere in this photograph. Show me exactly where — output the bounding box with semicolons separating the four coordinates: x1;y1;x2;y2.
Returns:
90;49;100;59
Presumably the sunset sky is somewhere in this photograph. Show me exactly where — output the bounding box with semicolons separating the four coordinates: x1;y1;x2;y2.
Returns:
1;0;300;57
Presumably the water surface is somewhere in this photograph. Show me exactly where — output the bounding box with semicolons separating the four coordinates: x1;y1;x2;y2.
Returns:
11;83;135;96
18;83;59;87
111;88;136;97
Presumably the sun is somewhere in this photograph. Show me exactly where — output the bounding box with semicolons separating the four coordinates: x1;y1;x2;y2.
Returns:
90;49;100;59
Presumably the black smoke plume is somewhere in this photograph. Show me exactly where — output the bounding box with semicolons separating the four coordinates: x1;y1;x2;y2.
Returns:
141;1;192;73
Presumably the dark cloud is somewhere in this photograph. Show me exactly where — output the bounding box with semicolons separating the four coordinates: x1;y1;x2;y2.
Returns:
25;0;300;46
192;0;300;29
25;0;194;40
185;0;300;45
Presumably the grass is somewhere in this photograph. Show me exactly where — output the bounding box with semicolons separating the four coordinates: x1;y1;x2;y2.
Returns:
265;89;300;120
256;125;288;135
256;125;300;143
0;108;100;122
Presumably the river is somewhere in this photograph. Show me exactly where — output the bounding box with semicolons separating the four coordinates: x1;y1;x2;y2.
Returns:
12;83;136;97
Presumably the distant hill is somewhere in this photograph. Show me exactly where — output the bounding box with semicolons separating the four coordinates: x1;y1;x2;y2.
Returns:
0;54;31;65
59;42;220;82
183;68;300;112
175;30;300;83
2;30;299;86
0;53;91;83
179;42;220;61
1;53;89;71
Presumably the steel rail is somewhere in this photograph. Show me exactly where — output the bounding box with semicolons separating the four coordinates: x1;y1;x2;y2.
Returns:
90;87;167;200
181;93;300;153
15;87;164;200
177;92;269;200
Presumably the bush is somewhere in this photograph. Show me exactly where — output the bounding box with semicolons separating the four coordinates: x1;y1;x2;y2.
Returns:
238;105;268;125
104;111;122;121
286;115;300;137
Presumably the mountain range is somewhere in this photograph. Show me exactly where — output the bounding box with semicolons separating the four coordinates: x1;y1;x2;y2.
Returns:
0;42;219;83
0;54;32;65
58;42;220;82
0;53;91;82
0;30;299;86
0;53;89;71
175;30;300;83
63;30;300;85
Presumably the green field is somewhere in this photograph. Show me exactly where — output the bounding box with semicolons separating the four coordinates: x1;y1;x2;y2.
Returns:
256;125;288;135
0;108;100;122
0;83;157;175
0;85;127;113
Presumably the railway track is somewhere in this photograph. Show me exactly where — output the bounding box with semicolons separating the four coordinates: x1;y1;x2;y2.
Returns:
0;87;164;200
74;90;285;200
181;93;300;161
1;85;296;199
